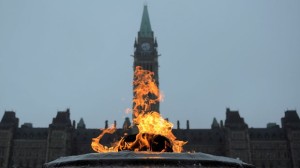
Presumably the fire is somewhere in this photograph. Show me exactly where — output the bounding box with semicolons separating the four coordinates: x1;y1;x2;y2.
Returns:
91;66;187;153
91;126;117;152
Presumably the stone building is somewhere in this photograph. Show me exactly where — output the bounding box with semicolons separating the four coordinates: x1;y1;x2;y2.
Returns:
1;5;299;168
0;108;300;168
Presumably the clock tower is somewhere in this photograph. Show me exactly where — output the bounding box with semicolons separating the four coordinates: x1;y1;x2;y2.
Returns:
133;5;160;114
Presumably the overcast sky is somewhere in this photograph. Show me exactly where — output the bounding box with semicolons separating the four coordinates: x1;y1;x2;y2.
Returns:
0;0;299;129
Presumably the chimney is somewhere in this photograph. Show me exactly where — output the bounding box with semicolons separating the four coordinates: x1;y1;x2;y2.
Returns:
105;120;108;129
177;120;180;129
186;120;190;129
114;120;117;128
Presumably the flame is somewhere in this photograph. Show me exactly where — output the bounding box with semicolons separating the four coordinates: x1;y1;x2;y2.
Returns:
91;66;187;153
91;125;118;152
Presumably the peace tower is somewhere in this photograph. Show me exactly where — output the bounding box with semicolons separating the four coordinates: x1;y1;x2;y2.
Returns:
133;5;160;114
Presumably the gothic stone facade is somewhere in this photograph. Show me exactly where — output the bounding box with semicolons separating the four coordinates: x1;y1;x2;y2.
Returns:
0;108;300;168
1;6;300;168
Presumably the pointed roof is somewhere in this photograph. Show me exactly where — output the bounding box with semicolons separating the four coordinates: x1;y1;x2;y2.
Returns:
225;108;248;129
0;111;19;129
281;110;300;129
50;109;72;128
139;5;153;38
122;117;131;130
211;117;220;128
77;118;86;129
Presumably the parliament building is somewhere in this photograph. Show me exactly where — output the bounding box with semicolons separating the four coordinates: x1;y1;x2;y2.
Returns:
1;6;300;168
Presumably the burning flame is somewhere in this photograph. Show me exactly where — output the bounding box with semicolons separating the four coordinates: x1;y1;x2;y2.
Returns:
91;66;187;153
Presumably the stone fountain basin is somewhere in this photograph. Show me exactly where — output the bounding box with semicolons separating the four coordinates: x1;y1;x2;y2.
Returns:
43;151;255;168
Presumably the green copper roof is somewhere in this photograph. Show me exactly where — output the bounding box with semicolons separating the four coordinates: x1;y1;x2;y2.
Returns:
139;5;153;38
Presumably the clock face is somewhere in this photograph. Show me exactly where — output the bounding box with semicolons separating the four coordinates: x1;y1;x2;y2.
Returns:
141;42;150;51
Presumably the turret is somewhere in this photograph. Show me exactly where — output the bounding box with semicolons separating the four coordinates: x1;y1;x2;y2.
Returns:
77;118;86;129
0;111;19;129
224;108;248;130
46;109;73;162
211;117;220;129
0;111;19;168
122;117;131;130
281;110;300;130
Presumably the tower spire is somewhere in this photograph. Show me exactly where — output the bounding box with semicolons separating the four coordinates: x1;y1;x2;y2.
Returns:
133;5;160;122
139;5;153;38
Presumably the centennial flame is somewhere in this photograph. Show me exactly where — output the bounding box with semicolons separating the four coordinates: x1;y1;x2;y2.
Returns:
91;66;187;153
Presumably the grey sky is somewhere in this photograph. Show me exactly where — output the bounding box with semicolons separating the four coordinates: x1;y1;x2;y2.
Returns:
0;0;299;129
